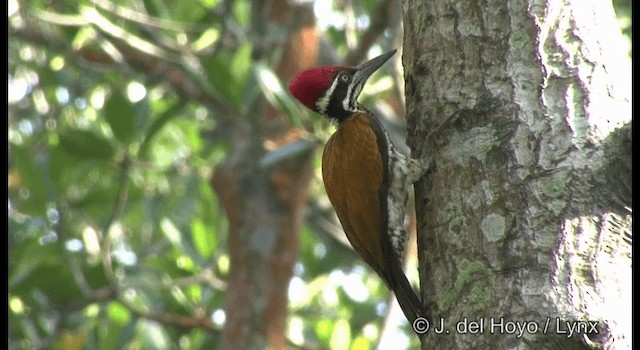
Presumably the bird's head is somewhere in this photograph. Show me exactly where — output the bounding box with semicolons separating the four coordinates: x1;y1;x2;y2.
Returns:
289;49;397;122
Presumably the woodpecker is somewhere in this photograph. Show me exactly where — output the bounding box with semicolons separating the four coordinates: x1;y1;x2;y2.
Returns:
289;49;428;328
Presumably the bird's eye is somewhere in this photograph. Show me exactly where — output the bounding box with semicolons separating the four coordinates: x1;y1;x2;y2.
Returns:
339;73;351;83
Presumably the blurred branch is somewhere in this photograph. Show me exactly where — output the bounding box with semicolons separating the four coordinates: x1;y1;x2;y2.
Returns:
55;201;120;302
14;7;236;122
119;297;219;331
173;268;228;290
55;205;96;296
26;6;89;26
129;266;228;291
212;0;246;54
100;154;132;282
90;0;207;32
81;6;184;63
90;0;217;60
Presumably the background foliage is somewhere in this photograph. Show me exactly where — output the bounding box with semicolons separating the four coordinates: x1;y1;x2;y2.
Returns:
8;0;631;349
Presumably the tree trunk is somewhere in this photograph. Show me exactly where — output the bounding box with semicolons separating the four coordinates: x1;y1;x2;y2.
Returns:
402;0;631;349
213;2;318;349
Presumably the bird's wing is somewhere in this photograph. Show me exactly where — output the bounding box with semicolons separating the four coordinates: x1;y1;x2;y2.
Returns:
322;113;387;276
322;112;426;324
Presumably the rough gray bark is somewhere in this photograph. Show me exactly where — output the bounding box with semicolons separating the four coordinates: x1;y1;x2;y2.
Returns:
402;0;631;349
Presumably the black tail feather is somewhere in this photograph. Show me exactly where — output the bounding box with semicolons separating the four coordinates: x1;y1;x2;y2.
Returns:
387;261;427;333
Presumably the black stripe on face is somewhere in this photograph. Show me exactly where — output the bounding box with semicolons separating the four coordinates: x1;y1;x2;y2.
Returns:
324;69;359;123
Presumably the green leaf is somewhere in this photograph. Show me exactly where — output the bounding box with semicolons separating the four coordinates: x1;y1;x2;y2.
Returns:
104;93;136;144
233;0;251;26
99;320;128;350
71;26;97;51
185;284;202;303
138;101;183;158
9;239;44;289
205;43;253;108
160;217;182;246
205;52;235;106
199;0;219;9
181;119;203;152
230;43;252;93
186;329;208;350
315;318;334;343
191;219;215;260
192;28;220;52
107;301;131;326
59;129;115;160
10;145;48;215
171;1;206;23
10;242;84;306
253;64;307;128
49;142;76;193
136;319;172;349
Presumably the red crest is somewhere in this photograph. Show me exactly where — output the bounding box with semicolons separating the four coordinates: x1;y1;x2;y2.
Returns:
288;66;345;111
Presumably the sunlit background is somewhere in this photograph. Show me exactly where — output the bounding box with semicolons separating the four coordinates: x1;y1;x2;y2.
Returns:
8;0;631;349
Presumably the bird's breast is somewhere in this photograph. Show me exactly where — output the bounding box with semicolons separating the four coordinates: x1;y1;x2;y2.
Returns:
321;113;389;272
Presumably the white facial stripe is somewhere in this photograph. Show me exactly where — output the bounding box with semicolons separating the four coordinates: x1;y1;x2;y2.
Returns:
343;83;353;111
344;83;362;111
316;77;340;115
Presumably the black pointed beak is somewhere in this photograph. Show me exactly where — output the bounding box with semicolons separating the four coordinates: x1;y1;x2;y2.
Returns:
353;49;397;87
